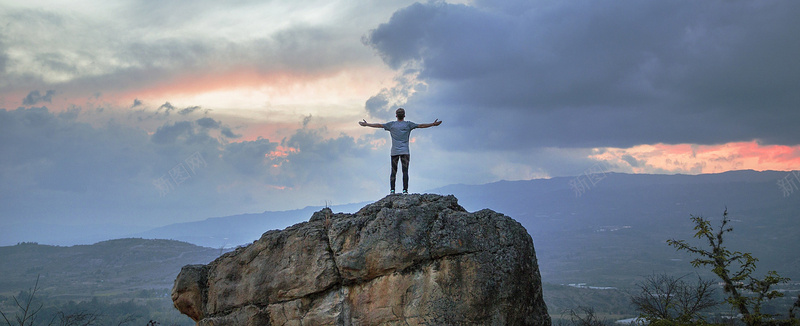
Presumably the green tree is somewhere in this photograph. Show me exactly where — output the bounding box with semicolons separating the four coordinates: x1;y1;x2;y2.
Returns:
667;209;789;325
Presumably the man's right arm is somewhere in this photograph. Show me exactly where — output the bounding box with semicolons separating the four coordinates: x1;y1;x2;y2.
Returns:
417;119;442;129
359;119;384;128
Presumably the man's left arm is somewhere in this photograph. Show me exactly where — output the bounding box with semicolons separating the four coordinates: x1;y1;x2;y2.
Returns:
417;119;442;129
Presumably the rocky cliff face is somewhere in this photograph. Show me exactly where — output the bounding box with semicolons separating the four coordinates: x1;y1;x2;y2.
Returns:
172;194;551;325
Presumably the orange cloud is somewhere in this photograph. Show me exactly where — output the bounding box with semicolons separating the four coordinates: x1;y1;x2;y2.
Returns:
592;141;800;174
267;145;299;159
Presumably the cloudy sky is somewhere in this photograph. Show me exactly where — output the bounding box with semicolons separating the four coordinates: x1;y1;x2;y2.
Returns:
2;0;799;244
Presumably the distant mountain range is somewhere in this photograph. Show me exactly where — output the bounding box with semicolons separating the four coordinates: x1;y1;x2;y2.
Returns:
134;169;800;286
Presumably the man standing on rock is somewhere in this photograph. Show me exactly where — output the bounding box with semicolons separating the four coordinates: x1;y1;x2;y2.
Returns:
360;108;442;194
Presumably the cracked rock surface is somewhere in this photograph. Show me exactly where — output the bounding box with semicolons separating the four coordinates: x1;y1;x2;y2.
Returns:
172;194;551;325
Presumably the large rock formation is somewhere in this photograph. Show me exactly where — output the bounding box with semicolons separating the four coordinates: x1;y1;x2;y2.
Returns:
172;194;551;325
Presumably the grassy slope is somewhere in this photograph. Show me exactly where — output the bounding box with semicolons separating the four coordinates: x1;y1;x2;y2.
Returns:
0;238;221;298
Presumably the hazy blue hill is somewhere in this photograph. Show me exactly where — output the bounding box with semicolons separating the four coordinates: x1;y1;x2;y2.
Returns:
0;223;150;247
134;208;318;249
133;201;368;248
0;238;220;298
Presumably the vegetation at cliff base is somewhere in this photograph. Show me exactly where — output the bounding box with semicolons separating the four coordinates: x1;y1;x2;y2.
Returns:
664;209;797;325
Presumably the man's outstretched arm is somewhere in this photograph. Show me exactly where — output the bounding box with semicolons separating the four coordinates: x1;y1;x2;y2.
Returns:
359;119;384;128
417;119;443;129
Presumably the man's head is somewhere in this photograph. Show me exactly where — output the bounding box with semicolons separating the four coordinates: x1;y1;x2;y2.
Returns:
395;108;405;120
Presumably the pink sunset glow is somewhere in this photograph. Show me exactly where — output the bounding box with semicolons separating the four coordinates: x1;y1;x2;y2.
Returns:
593;141;800;174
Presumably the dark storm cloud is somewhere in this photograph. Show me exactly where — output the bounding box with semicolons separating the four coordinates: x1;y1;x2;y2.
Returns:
364;73;421;117
0;107;241;229
0;107;155;195
195;117;241;138
283;128;358;161
22;90;56;106
621;154;641;168
223;139;279;175
365;92;389;116
220;127;241;139
0;106;384;234
157;102;176;115
277;126;371;187
365;1;800;148
151;121;194;144
196;117;221;129
178;105;201;115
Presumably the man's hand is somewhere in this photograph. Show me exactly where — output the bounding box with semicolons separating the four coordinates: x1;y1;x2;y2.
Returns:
359;119;368;126
433;119;442;126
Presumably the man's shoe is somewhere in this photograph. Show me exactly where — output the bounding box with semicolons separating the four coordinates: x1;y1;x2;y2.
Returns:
390;189;395;194
402;189;408;194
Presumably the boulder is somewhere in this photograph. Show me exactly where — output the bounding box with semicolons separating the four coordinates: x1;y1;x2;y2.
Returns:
172;194;551;325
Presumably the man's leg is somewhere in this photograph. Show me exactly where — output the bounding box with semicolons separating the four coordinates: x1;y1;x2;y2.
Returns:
400;155;410;192
390;155;400;192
